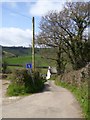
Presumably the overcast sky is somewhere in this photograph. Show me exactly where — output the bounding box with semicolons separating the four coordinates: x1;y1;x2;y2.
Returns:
0;0;89;47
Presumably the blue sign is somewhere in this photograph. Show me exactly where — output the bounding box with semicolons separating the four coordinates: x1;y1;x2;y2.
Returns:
26;63;32;69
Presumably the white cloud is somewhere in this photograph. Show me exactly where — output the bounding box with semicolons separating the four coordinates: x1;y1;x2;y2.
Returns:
0;28;32;47
71;0;89;1
29;0;66;16
1;0;30;2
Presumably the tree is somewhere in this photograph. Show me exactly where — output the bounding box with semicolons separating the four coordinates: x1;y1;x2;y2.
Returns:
36;2;90;73
62;2;90;69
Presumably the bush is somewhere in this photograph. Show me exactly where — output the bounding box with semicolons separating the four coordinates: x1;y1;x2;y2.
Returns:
2;74;7;79
7;69;46;96
2;61;8;74
2;61;12;74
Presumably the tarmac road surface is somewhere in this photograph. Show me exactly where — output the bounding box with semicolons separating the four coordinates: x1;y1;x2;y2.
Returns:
2;80;83;118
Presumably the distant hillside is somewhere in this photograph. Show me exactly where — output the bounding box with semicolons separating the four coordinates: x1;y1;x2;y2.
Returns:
2;46;32;57
2;46;57;57
2;46;57;68
2;51;16;58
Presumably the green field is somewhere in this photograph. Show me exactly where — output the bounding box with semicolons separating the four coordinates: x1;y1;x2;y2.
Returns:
2;46;57;67
3;54;56;75
3;56;32;65
3;55;56;66
2;46;57;74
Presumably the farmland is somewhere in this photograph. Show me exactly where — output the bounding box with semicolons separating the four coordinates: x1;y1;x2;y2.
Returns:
2;46;57;73
3;55;56;67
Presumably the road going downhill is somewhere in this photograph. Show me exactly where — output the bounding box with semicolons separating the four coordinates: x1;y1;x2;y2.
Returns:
2;80;83;118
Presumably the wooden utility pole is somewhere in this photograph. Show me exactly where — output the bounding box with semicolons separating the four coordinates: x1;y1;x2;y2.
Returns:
32;17;35;72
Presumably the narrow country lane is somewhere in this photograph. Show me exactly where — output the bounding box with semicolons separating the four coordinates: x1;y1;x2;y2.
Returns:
2;80;83;118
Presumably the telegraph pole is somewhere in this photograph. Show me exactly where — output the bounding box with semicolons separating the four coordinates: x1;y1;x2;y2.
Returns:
32;17;35;72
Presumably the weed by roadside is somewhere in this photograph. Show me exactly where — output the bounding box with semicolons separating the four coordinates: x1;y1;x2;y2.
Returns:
7;69;46;96
55;78;88;118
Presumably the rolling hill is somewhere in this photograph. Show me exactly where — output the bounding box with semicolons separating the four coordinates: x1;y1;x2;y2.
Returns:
2;46;32;57
2;46;57;68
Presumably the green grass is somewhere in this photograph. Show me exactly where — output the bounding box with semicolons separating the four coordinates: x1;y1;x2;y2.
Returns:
55;79;88;118
3;56;32;65
3;54;56;69
7;84;26;96
7;69;46;96
3;54;56;75
2;47;57;74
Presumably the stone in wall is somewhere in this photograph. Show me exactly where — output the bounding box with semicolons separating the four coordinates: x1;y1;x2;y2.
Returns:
60;62;90;86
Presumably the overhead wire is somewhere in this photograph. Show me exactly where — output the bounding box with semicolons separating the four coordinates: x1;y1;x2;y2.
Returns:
2;6;31;19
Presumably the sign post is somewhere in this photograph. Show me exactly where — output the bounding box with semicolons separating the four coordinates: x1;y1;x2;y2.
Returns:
26;63;32;69
32;17;35;72
26;63;32;73
26;63;34;84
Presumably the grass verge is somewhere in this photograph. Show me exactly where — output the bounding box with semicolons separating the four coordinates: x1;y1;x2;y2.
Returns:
55;79;88;118
7;69;46;96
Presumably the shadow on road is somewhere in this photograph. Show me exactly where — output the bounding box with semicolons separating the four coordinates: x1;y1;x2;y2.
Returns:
43;83;51;92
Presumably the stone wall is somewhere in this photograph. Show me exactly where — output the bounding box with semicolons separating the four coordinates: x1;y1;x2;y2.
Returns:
59;63;90;86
